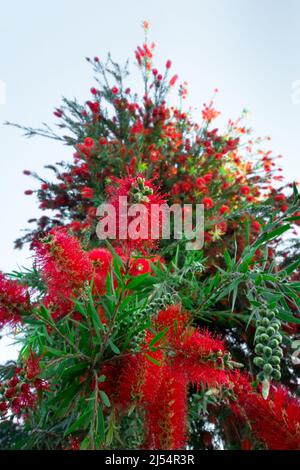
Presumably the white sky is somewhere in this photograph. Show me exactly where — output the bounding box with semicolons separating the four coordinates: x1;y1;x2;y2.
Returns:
1;0;300;361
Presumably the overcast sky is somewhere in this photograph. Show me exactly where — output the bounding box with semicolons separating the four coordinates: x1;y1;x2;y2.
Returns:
1;0;300;360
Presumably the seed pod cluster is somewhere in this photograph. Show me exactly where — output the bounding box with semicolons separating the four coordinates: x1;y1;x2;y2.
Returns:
129;177;154;203
253;308;283;381
122;292;176;351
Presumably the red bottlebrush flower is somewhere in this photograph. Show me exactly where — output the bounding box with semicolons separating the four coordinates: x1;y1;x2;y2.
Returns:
20;383;30;394
155;304;189;336
203;173;213;183
105;175;166;252
81;186;94;199
166;60;172;69
69;436;81;451
116;345;164;409
88;248;113;295
204;231;212;243
240;185;250;196
129;258;151;276
53;109;63;118
196;177;206;188
5;388;16;399
231;372;300;450
219;205;230;215
77;143;92;158
33;378;49;391
222;182;230;190
142;20;150;30
154;306;228;391
202;105;220;122
84;137;94;148
24;190;33;195
274;193;286;202
169;75;178;86
0;272;30;328
88;248;113;273
203;197;213;209
90;87;97;95
216;221;227;234
241;438;252;450
182;181;192;193
23;170;31;175
252;220;261;233
144;365;187;450
172;183;181;195
36;229;93;316
8;376;19;388
26;351;41;380
86;100;100;114
111;86;118;95
0;402;8;413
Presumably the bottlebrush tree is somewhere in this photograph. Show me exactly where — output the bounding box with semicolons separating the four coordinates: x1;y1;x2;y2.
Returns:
1;23;300;450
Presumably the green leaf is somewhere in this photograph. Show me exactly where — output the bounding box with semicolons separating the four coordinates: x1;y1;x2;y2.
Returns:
254;224;290;248
96;405;105;441
108;340;120;355
64;407;93;436
145;354;161;366
100;390;111;407
38;304;55;325
284;258;300;276
74;300;87;318
87;286;104;339
149;327;169;348
126;274;157;290
105;240;125;269
223;250;232;270
277;309;300;324
44;346;64;357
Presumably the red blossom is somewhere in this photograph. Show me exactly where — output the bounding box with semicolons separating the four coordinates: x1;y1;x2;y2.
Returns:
0;272;30;328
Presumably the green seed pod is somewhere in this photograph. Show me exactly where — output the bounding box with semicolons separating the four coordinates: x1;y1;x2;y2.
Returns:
260;309;268;318
257;371;265;381
263;346;272;357
272;369;281;380
255;326;265;336
253;357;264;367
255;344;264;355
266;327;275;336
270;356;281;365
272;347;281;354
263;363;273;375
257;333;269;344
273;348;283;358
269;338;280;348
272;321;281;330
266;311;275;320
261;317;270;327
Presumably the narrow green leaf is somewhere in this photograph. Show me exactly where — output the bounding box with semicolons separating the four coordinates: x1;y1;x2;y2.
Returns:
149;327;169;348
100;390;111;407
